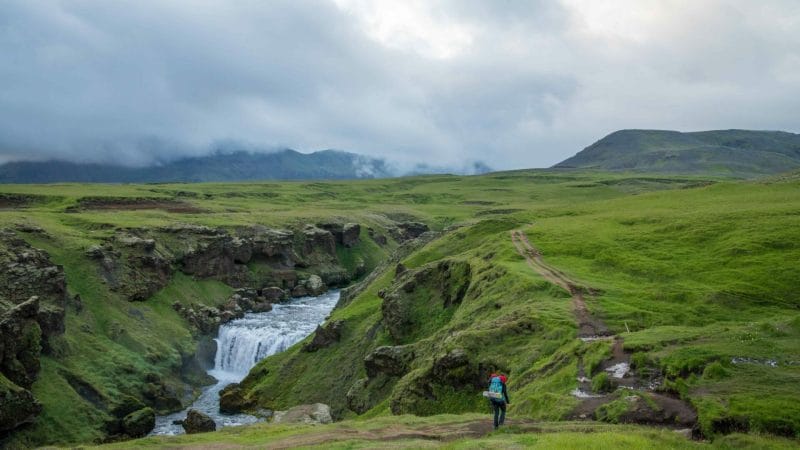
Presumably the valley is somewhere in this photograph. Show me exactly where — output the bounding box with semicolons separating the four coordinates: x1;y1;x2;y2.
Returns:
0;169;798;448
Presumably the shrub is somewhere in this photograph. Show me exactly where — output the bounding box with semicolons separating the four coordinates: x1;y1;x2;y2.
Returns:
591;372;615;393
702;361;729;380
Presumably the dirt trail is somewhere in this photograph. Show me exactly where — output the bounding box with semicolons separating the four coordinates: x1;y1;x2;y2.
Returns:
183;419;539;449
510;230;697;432
510;230;610;337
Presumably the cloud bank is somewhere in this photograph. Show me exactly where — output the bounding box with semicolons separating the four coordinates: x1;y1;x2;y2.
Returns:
1;0;798;169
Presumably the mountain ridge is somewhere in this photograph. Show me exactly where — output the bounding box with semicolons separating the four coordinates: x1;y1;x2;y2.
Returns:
554;129;800;177
0;149;392;183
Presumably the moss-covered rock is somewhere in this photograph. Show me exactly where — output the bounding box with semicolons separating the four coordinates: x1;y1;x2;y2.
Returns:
219;383;254;414
364;345;414;378
303;320;345;352
0;373;41;433
381;259;471;343
182;409;216;434
122;407;155;438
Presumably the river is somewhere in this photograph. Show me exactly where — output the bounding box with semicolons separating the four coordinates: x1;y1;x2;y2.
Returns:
150;290;340;435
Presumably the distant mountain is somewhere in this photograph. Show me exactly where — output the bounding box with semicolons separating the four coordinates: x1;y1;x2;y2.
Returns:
0;149;394;183
554;129;800;177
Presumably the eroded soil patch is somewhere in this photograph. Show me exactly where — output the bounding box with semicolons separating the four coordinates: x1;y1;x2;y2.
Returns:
72;197;206;213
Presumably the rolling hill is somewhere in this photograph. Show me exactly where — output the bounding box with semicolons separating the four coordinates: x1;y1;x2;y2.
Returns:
0;149;393;183
554;129;800;177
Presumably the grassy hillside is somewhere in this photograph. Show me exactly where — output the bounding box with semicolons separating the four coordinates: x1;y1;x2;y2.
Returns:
554;129;800;177
228;172;800;443
0;169;798;447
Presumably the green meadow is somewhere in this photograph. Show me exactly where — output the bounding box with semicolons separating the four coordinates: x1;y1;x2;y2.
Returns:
1;169;798;448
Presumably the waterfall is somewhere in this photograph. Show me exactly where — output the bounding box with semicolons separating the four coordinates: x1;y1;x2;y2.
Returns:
151;290;340;435
210;290;340;381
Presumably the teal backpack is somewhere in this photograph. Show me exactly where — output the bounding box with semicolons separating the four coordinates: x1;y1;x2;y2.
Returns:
488;376;503;399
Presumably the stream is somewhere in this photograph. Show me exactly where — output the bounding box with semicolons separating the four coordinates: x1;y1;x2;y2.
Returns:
150;290;340;436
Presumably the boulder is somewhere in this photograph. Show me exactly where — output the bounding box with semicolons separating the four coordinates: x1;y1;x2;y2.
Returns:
342;223;360;247
345;378;371;415
182;409;216;434
272;403;332;425
110;395;146;421
251;300;273;313
291;285;309;297
85;244;105;259
364;345;415;378
305;275;326;296
261;286;287;302
219;383;254;413
122;407;155;438
303;320;345;352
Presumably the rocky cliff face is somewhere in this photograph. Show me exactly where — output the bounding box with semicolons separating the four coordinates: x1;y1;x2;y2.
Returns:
0;230;67;434
0;216;391;444
86;223;361;305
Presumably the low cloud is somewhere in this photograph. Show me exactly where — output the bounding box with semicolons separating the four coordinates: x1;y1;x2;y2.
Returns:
1;0;798;169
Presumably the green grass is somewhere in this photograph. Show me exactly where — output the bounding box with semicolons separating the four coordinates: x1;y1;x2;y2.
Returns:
89;414;797;449
1;169;799;446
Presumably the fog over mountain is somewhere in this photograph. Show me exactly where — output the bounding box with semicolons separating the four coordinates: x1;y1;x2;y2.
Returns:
1;1;799;169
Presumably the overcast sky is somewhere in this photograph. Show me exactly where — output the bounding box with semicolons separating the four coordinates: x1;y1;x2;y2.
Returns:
1;0;799;169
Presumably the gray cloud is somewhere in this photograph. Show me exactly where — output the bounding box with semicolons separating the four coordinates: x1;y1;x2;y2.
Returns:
0;0;798;169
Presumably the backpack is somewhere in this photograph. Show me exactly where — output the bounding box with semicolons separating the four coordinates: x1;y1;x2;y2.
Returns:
488;376;503;399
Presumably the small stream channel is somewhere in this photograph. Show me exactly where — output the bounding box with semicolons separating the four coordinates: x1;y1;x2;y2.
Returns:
150;290;340;436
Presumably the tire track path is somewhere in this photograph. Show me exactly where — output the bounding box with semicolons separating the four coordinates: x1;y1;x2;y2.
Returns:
510;229;697;431
510;230;610;338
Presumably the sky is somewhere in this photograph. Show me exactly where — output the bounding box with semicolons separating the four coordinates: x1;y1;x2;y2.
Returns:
1;0;799;170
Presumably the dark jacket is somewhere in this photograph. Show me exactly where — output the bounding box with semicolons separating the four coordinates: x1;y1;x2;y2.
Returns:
500;382;510;404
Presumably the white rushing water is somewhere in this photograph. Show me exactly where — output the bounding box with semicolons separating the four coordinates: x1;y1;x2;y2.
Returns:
151;290;340;436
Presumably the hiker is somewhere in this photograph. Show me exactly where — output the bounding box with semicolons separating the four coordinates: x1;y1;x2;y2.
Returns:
485;373;510;430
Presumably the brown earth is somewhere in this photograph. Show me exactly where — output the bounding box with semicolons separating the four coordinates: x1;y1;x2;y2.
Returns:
155;418;541;449
73;197;206;213
0;194;33;209
510;229;697;432
510;230;610;337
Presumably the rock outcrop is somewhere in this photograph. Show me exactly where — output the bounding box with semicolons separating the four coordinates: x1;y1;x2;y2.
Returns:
0;373;42;433
173;287;277;335
85;223;364;305
121;407;155;438
381;259;471;342
0;230;68;434
342;223;361;247
318;222;360;248
219;383;254;414
87;231;172;301
272;403;332;425
182;409;216;434
364;345;415;378
303;320;345;352
390;222;429;242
